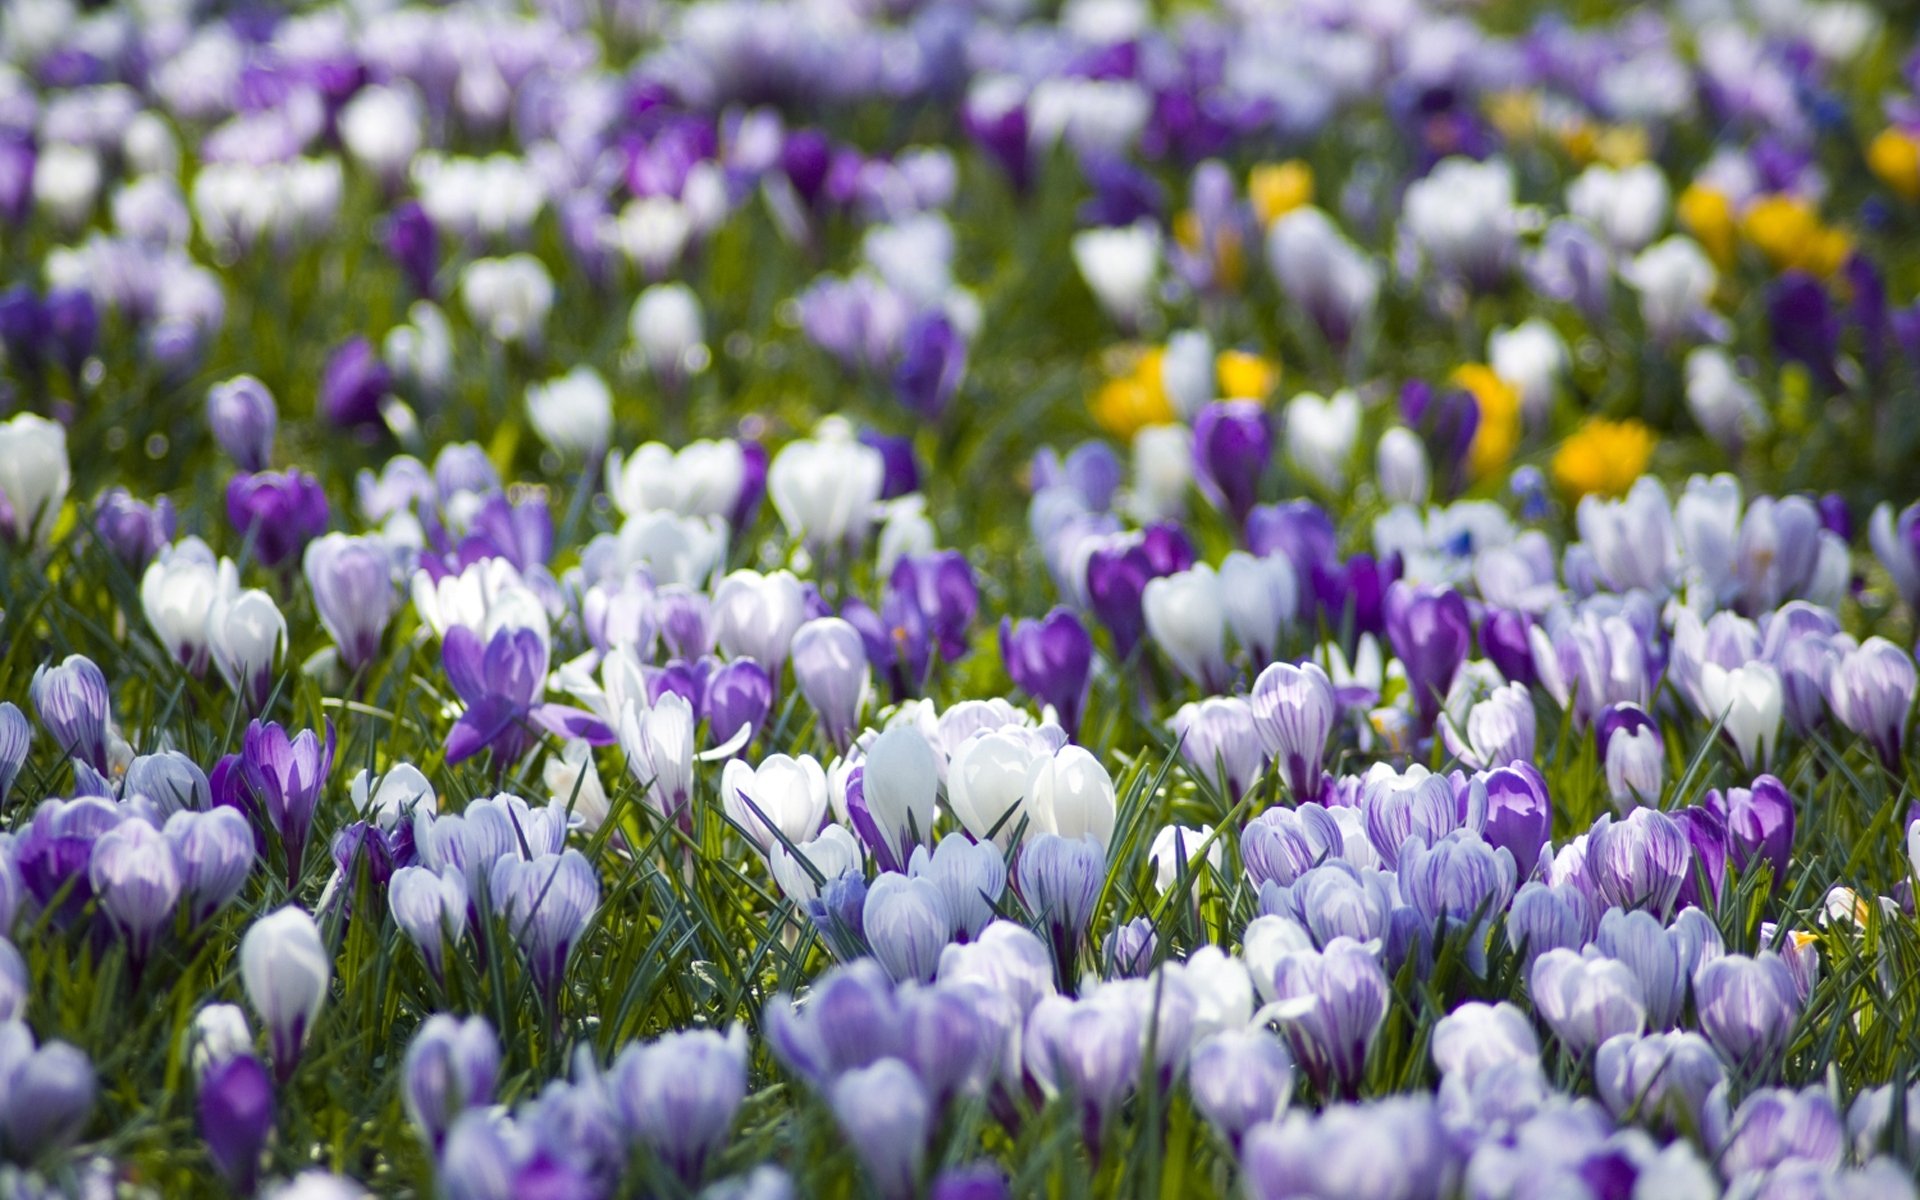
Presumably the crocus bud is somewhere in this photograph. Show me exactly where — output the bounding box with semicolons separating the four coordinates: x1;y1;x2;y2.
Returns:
1715;1086;1843;1179
165;808;258;924
1283;390;1360;494
29;654;110;773
207;377;278;471
1071;223;1160;328
389;865;468;982
791;618;869;751
0;1021;96;1162
1596;703;1664;811
1171;697;1266;803
947;729;1047;849
1531;949;1647;1054
907;834;1005;941
227;470;330;571
0;412;71;548
526;366;614;461
0;702;25;807
94;488;178;572
1189;1028;1293;1150
303;534;399;674
240;907;331;1080
1374;427;1430;505
403;1015;499;1150
1828;637;1916;771
1594;1031;1724;1133
768;426;886;567
1000;609;1094;733
210;589;288;712
489;850;598;1006
1028;745;1118;853
1439;682;1535;772
199;1052;274;1193
1505;882;1595;968
1267;938;1390;1097
242;719;335;891
1250;661;1336;802
1585;808;1690;919
384;200;438;298
831;1058;931;1200
864;873;953;983
1192;401;1270;527
1103;917;1157;977
1705;775;1796;887
1383;583;1471;729
612;1024;748;1184
629;283;708;386
1693;952;1801;1075
1265;207;1380;349
1474;763;1552;878
88;819;182;967
722;754;829;856
1017;833;1105;979
1143;564;1230;693
857;726;940;872
319;337;391;431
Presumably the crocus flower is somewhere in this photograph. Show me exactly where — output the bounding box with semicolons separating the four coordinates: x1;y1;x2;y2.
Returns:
199;1052;274;1193
0;413;71;548
1693;952;1801;1075
1531;949;1647;1054
1192;401;1271;528
1017;834;1105;982
1596;703;1664;811
830;1058;931;1200
164;808;258;925
1473;763;1552;878
721;753;829;857
0;702;27;807
0;1022;97;1164
226;470;330;570
1189;1028;1294;1149
766;423;885;566
1828;637;1917;771
93;488;178;572
241;719;335;891
207;376;277;471
402;1015;499;1151
1143;564;1232;693
28;654;110;773
489;849;599;1009
1698;660;1784;769
1249;661;1336;802
1585;808;1690;919
1384;584;1471;728
1593;1031;1725;1133
864;874;953;984
1713;1086;1844;1179
389;865;468;983
1705;775;1796;887
443;623;609;769
1440;682;1535;771
854;726;940;872
240;906;331;1081
1000;608;1094;734
1505;882;1597;968
1171;697;1267;803
210;588;288;712
791;617;869;751
1266;937;1390;1098
612;1025;749;1184
320;337;390;431
304;534;399;674
87;818;182;968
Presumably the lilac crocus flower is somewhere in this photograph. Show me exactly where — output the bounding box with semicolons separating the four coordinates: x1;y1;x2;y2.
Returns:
1869;501;1920;615
864;873;953;984
907;835;1005;943
199;1052;274;1193
207;376;278;472
13;796;123;923
389;865;468;983
612;1024;749;1184
1440;682;1535;772
490;849;599;1009
831;1058;931;1200
242;718;335;891
227;470;329;570
1249;661;1336;803
0;702;27;806
1266;937;1390;1098
706;658;774;749
1531;949;1647;1053
28;654;110;772
164;808;258;925
87;819;182;968
1713;1086;1844;1178
1001;608;1094;734
1172;697;1267;802
1694;952;1801;1075
1399;830;1516;970
1505;882;1595;968
1188;1028;1294;1149
403;1015;499;1152
1017;834;1105;983
1828;637;1916;771
0;1022;98;1164
790;617;869;751
304;534;399;674
1585;808;1690;919
320;336;392;432
1594;1031;1724;1133
1193;401;1271;528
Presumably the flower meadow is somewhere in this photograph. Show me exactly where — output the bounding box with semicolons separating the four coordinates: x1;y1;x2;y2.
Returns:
9;1;1920;1199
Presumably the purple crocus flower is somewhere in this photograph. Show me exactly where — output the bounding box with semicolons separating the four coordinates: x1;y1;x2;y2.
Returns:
1479;608;1537;688
1705;775;1796;888
386;200;438;298
1768;271;1841;392
442;624;609;769
706;658;773;749
227;470;330;570
764;960;904;1088
320;336;391;430
242;719;336;891
1505;882;1596;968
1192;401;1271;528
0;287;41;373
1400;381;1479;499
0;1024;97;1164
892;311;965;420
164;807;258;925
1267;938;1390;1098
1244;501;1337;586
0;701;28;807
43;288;95;377
1594;1031;1724;1133
1584;808;1689;919
1384;583;1471;728
303;534;400;674
931;1165;1012;1200
1672;805;1730;911
1828;637;1917;771
199;1052;274;1193
1017;834;1105;985
1001;608;1094;734
612;1025;748;1185
28;654;110;772
13;798;123;924
0;135;33;226
1472;763;1552;878
1714;1086;1844;1178
890;551;978;665
1249;662;1336;803
858;430;920;500
1085;540;1157;660
962;91;1030;191
94;488;177;572
87;819;182;968
207;376;278;472
1313;552;1400;643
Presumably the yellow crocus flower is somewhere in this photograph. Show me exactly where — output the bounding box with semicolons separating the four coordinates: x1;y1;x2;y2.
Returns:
1741;195;1850;278
1551;418;1656;499
1090;347;1175;439
1453;364;1521;481
1249;161;1313;228
1217;350;1279;400
1678;183;1737;268
1868;128;1920;203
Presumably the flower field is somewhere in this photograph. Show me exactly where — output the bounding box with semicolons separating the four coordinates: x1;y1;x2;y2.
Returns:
4;0;1920;1196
